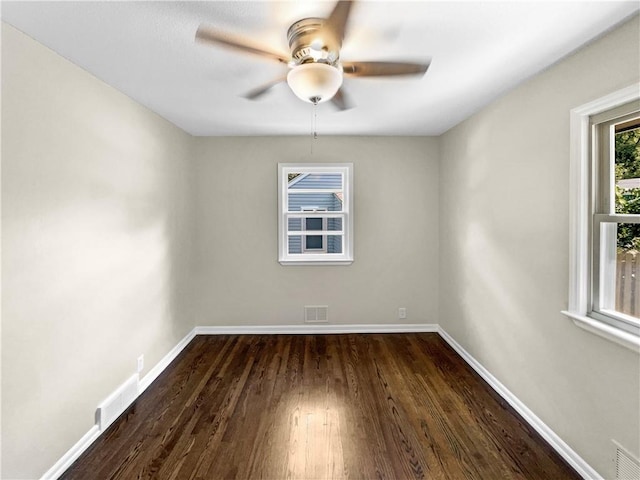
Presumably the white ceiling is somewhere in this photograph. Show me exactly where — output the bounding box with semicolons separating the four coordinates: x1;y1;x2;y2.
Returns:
2;1;638;136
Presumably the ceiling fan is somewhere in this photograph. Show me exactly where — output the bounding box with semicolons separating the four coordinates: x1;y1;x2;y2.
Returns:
195;1;430;110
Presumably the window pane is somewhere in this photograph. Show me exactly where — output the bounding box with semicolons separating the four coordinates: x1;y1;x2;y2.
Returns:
288;218;302;231
305;217;324;231
288;192;343;212
288;172;343;190
288;236;302;254
288;216;343;232
615;225;639;319
612;123;639;319
305;235;323;250
327;217;342;231
615;122;640;214
327;235;342;254
287;235;343;254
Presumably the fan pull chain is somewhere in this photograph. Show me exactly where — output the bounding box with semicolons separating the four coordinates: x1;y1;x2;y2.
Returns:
313;102;318;140
310;102;318;154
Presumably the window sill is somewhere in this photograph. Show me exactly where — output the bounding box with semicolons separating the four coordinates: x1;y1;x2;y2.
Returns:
562;310;640;353
279;259;353;266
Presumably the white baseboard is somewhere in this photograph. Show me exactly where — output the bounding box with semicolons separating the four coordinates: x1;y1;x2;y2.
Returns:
40;425;101;480
195;323;439;335
42;323;600;480
437;327;601;480
139;328;197;394
40;327;197;480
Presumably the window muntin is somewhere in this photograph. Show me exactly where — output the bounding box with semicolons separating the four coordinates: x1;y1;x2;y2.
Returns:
278;164;353;265
591;106;640;334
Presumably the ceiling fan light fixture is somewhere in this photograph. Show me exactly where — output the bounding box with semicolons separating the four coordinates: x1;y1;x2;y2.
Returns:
286;63;343;104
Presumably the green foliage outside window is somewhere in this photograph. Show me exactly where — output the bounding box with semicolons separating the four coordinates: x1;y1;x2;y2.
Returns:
615;126;640;250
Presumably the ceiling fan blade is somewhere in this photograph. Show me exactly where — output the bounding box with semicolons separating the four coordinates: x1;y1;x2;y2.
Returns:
342;60;431;77
331;88;354;110
196;25;290;64
325;1;355;45
243;77;288;100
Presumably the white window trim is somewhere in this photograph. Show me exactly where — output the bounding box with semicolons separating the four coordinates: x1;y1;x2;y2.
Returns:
563;83;640;353
278;163;354;265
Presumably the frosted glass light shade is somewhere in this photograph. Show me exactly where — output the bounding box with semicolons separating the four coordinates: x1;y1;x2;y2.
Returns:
287;63;343;104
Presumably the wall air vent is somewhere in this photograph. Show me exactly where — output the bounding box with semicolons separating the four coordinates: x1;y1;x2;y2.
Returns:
304;305;329;323
614;441;640;480
96;374;139;431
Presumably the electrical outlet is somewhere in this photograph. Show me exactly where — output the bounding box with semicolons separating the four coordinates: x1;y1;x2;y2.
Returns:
137;355;144;373
398;307;407;319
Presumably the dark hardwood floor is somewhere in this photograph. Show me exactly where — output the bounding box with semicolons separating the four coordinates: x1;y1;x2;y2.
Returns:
62;334;580;479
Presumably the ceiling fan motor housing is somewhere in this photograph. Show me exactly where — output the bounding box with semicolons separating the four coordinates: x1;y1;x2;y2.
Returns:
287;18;340;66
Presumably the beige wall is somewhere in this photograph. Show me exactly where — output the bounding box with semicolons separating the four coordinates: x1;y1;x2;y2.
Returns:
1;24;195;478
439;15;640;479
192;136;440;327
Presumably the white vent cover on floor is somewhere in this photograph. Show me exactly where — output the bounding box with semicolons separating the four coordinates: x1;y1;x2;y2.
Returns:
305;305;329;323
96;374;139;431
615;441;640;480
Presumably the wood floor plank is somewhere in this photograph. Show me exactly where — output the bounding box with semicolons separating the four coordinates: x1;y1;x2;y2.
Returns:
393;334;522;479
61;334;581;480
411;334;571;480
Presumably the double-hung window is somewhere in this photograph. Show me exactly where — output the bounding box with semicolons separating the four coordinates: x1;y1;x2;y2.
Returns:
278;163;353;265
565;85;640;351
591;104;640;335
